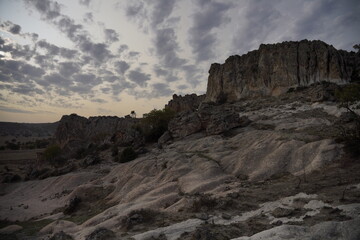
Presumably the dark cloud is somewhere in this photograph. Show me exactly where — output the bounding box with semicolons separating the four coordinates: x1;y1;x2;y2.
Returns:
118;44;129;54
83;12;93;23
43;73;70;87
104;29;119;44
154;66;168;77
232;0;281;54
58;62;80;77
128;51;140;58
0;106;35;114
149;0;176;28
91;98;107;104
79;40;112;62
127;69;151;87
12;83;44;95
26;0;113;63
189;0;233;62
37;39;78;59
73;73;98;86
154;28;186;68
291;0;360;49
152;83;173;97
0;20;21;34
25;0;62;20
114;61;130;75
0;59;45;82
9;24;21;34
79;0;91;7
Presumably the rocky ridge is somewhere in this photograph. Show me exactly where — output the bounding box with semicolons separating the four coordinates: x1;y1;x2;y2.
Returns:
55;114;142;154
205;40;360;103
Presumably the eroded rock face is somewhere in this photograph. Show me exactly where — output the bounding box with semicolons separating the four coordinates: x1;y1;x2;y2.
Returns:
205;40;360;103
168;103;250;138
166;94;205;113
55;114;142;153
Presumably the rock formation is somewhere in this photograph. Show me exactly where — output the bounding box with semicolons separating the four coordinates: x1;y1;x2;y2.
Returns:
205;40;360;103
55;114;143;153
166;94;205;113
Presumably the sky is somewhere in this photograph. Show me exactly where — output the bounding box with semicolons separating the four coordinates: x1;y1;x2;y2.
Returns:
0;0;359;123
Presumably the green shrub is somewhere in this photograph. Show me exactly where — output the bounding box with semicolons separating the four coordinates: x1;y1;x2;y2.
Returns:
335;83;360;157
43;144;62;165
118;147;137;163
141;108;175;142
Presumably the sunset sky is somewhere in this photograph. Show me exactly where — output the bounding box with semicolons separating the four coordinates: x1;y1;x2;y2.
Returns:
0;0;359;123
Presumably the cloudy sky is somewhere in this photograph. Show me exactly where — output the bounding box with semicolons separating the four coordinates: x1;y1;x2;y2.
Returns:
0;0;359;122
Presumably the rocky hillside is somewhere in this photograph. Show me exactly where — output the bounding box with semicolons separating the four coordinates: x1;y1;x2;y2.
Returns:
0;40;359;240
205;40;360;103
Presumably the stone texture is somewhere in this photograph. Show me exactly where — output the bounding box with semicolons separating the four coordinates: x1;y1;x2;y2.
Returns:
55;114;142;153
205;40;360;103
166;94;205;113
168;103;250;138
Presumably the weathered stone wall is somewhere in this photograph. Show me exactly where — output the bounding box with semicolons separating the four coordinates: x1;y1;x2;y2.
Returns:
166;94;205;113
205;40;359;103
55;114;142;152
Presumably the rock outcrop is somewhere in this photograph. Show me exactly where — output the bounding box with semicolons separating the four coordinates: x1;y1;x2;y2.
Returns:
166;94;205;113
55;114;143;153
168;103;250;138
205;40;360;103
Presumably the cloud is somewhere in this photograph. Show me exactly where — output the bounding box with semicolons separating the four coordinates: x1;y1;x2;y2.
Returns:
152;83;173;97
149;0;177;28
91;98;107;104
58;62;80;77
25;0;113;63
37;39;78;59
0;105;35;114
127;69;151;87
43;73;70;87
79;0;91;7
83;12;93;23
104;28;119;44
189;0;233;62
0;20;22;34
154;28;186;68
114;61;130;75
231;0;281;54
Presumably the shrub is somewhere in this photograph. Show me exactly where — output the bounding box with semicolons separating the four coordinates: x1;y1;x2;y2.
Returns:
43;144;62;165
118;147;137;163
335;83;360;157
141;108;175;142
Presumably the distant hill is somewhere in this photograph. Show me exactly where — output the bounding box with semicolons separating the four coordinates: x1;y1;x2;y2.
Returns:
0;122;59;137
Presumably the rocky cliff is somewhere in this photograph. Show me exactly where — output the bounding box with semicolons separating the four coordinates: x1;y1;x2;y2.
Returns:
55;114;142;153
166;94;205;113
205;40;360;103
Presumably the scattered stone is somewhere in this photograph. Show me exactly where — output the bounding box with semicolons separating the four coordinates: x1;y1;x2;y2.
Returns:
195;213;209;220
271;207;294;218
85;228;116;240
50;231;74;240
222;213;232;220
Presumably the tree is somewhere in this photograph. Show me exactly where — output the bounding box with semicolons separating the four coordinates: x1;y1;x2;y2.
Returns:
130;110;136;118
353;44;360;52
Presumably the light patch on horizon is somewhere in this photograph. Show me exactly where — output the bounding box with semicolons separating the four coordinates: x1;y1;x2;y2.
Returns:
0;0;359;123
